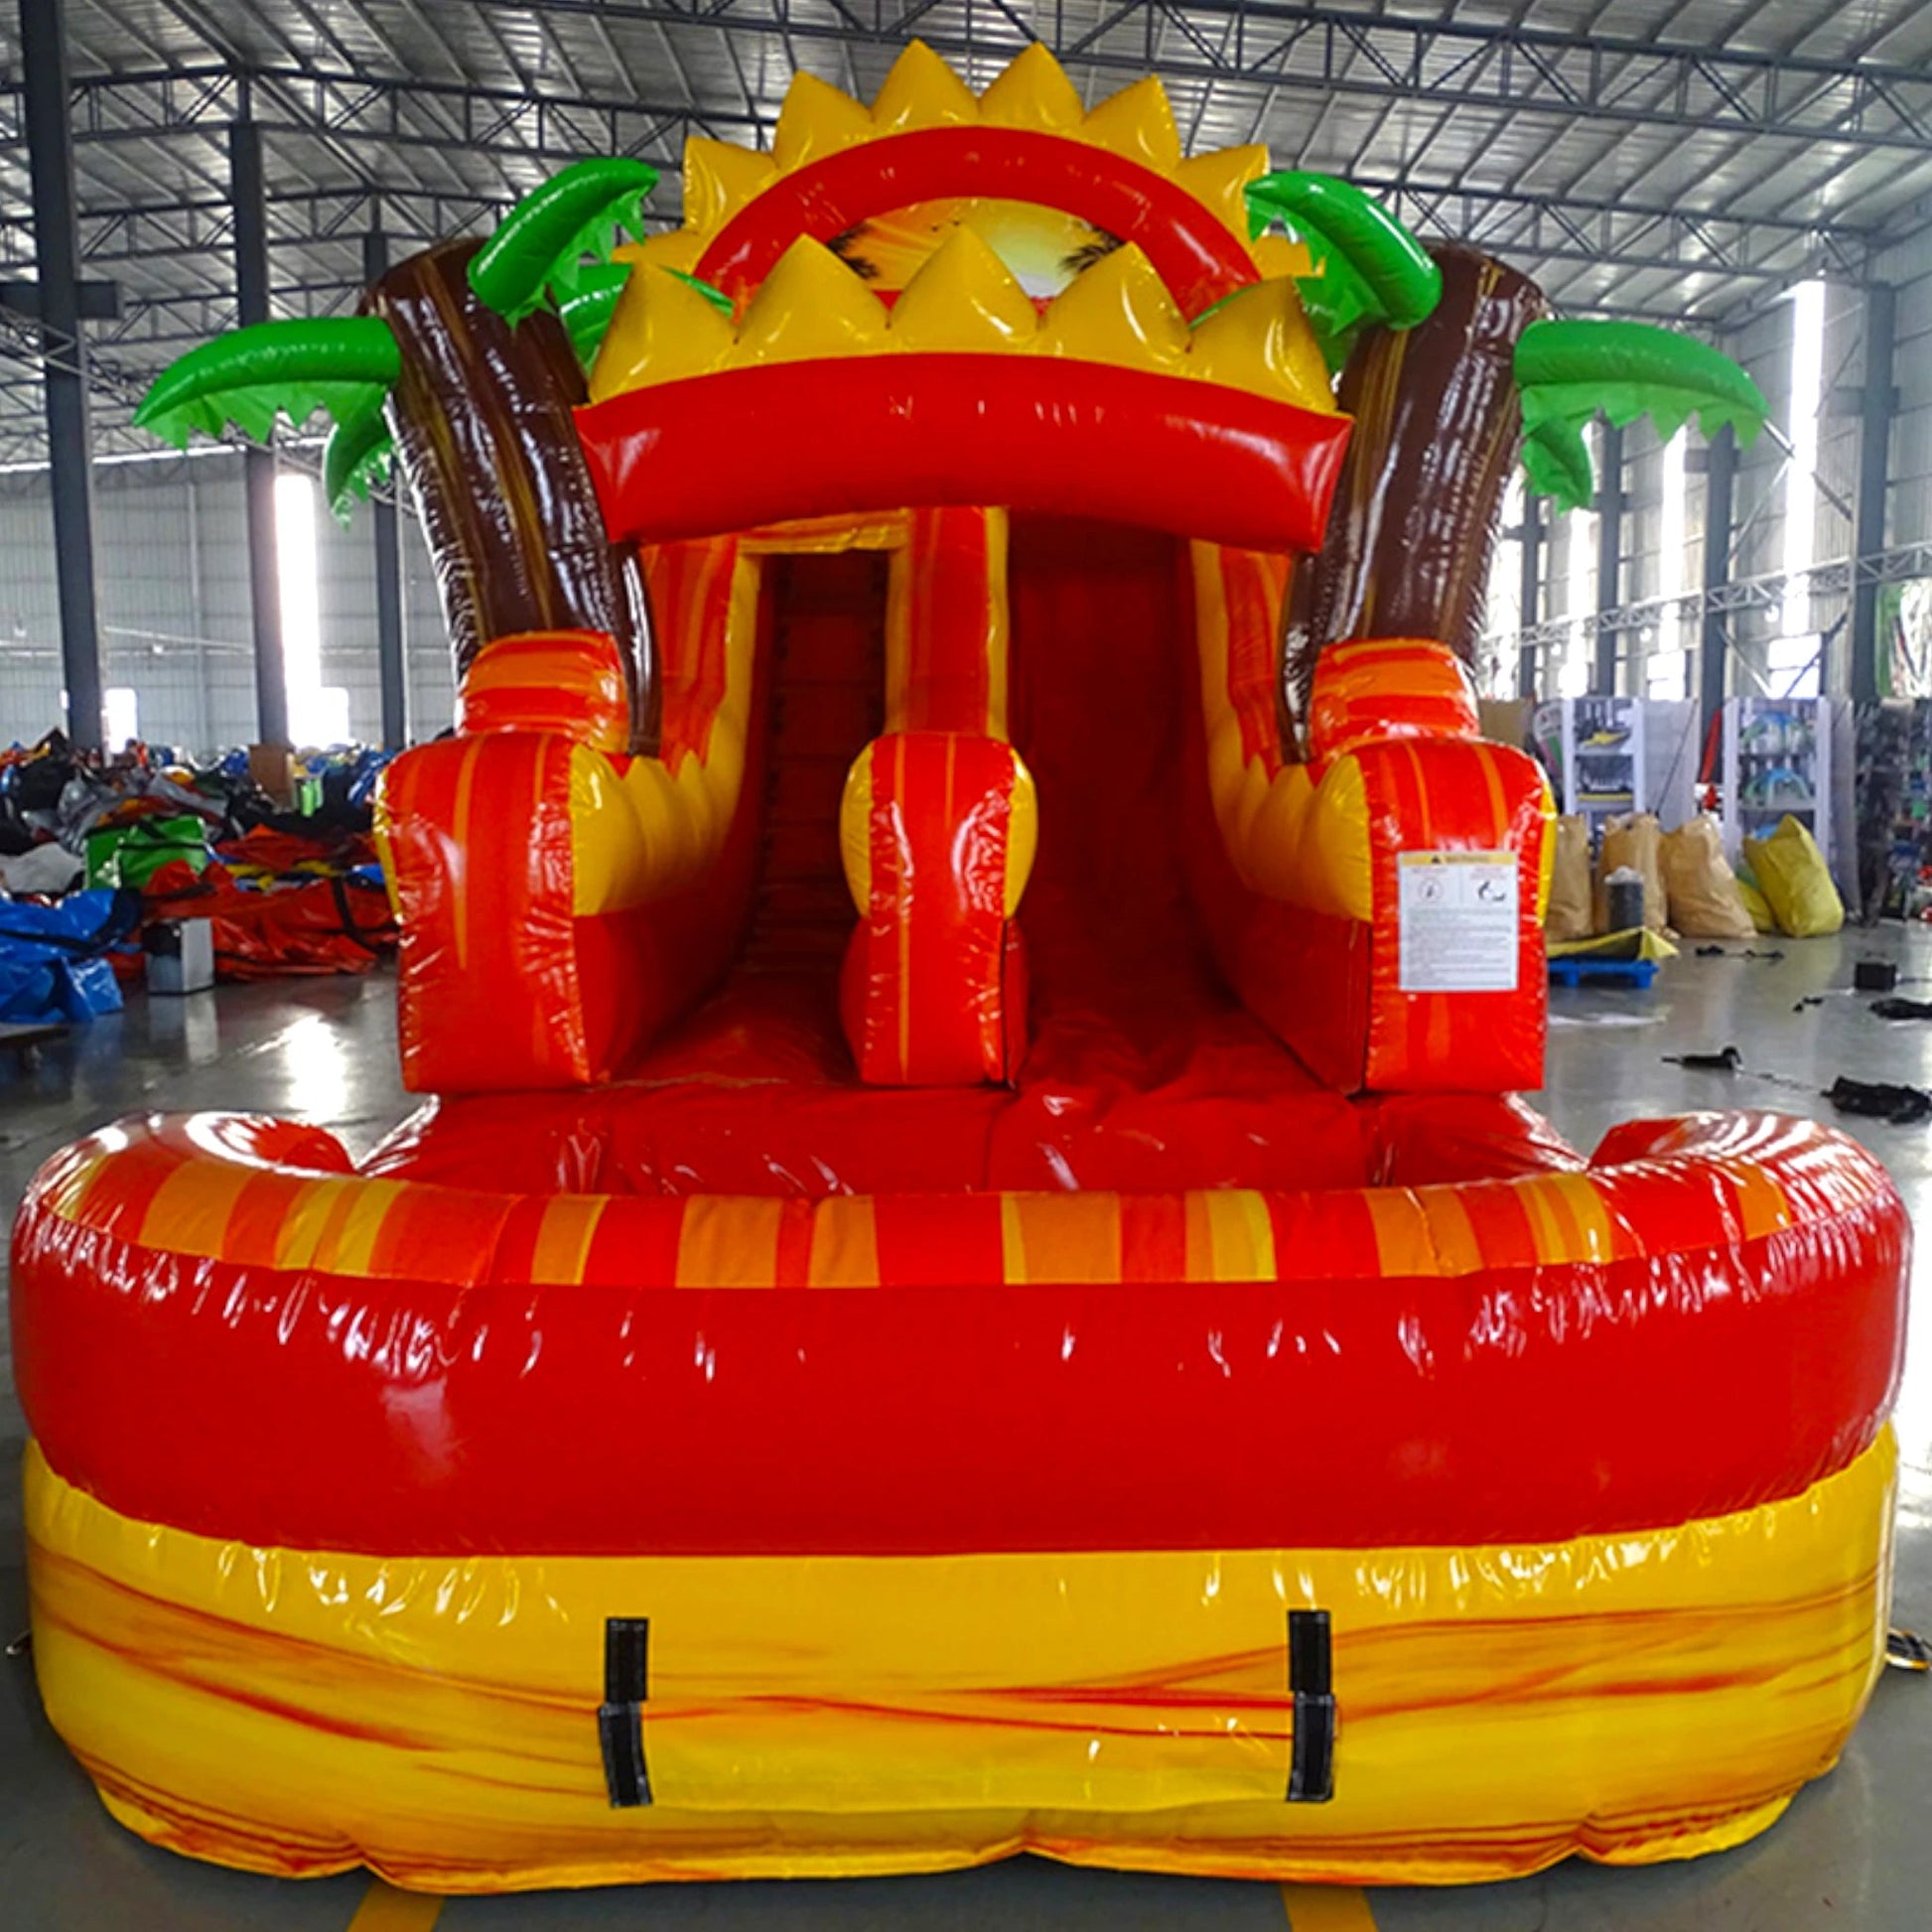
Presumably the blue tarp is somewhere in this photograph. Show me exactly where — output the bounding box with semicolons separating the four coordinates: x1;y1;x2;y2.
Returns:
0;888;140;1024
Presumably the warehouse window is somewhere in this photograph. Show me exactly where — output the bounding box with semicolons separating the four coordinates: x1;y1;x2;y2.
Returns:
1561;425;1596;696
1484;475;1524;696
275;473;350;747
102;686;139;748
1650;430;1689;701
1772;278;1826;697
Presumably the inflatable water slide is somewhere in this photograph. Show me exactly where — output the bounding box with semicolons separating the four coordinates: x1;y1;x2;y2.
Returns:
11;40;1907;1895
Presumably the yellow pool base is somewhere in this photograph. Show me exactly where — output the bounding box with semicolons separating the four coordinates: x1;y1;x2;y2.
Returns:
26;1436;1894;1893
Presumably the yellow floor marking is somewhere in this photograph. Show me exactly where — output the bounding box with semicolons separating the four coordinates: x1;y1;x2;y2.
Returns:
1282;1882;1379;1931
346;1878;445;1931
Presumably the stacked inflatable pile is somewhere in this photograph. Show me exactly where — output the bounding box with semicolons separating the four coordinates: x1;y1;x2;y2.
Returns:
0;735;395;1015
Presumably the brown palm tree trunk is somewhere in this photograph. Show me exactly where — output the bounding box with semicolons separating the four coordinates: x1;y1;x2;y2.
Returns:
1284;245;1547;731
366;239;656;748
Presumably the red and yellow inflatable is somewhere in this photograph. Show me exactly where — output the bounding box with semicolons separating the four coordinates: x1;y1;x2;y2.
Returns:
15;40;1908;1896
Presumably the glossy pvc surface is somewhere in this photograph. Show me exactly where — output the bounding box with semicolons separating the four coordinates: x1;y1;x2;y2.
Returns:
16;46;1914;1897
367;241;653;708
1188;555;1553;1093
26;1434;1893;1889
840;731;1035;1084
577;355;1350;553
10;1106;1906;1559
1285;247;1548;715
456;627;631;751
694;125;1260;316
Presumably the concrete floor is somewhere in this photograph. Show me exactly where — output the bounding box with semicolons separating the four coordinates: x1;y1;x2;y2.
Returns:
3;936;1930;1930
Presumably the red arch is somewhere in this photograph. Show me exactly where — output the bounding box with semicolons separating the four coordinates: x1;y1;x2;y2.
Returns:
694;126;1259;319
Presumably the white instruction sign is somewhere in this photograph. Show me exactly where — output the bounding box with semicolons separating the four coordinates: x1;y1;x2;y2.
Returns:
1397;851;1519;993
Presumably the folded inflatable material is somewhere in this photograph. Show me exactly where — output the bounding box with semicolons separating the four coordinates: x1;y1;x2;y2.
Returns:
83;812;210;890
1547;925;1677;963
0;843;84;897
1745;813;1845;938
145;869;394;979
0;888;138;1024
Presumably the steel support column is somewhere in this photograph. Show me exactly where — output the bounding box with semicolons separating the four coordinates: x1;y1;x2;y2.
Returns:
1700;428;1737;733
230;116;287;746
1517;499;1543;699
19;0;103;749
1593;423;1623;695
1850;283;1897;707
361;227;407;748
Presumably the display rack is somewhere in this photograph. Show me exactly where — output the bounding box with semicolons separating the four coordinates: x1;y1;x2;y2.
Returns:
1534;697;1646;829
1721;696;1833;867
1854;699;1932;920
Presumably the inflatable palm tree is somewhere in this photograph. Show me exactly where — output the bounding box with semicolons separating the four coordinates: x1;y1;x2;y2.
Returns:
136;158;664;712
134;39;1766;726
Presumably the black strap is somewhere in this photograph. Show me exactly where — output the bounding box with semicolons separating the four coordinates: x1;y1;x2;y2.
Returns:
599;1617;651;1808
326;875;391;952
1287;1609;1335;1803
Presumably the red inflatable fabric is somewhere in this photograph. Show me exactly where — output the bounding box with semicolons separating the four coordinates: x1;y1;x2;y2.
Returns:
10;1106;1905;1561
693;126;1261;317
146;865;393;979
578;357;1351;553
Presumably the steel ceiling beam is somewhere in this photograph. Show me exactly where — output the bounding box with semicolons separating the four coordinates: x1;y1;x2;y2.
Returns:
0;63;1880;301
0;8;1926;164
0;7;1914;458
22;175;1832;296
448;0;1932;155
0;187;518;268
0;62;763;161
1358;177;1865;288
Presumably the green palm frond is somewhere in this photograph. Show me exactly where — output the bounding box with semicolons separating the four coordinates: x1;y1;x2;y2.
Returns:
564;263;731;372
133;318;402;449
556;260;632;366
322;390;395;522
1514;318;1768;514
469;157;660;326
1520;419;1598;514
1243;172;1443;367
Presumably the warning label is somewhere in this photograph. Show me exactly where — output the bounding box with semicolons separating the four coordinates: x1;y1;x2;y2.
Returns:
1397;851;1519;994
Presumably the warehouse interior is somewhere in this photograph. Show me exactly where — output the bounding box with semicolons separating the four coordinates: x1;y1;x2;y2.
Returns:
3;3;1932;1930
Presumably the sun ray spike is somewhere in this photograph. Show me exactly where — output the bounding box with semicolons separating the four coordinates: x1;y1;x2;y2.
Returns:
1187;279;1334;412
978;42;1084;131
682;138;776;233
1251;234;1315;282
889;227;1037;351
611;233;706;278
732;235;890;365
772;71;874;173
872;40;978;132
591;265;737;402
1080;76;1181;174
1036;243;1188;370
1173;146;1271;240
